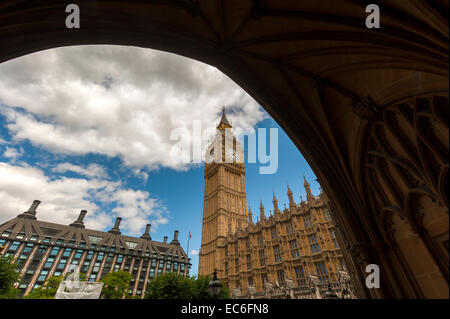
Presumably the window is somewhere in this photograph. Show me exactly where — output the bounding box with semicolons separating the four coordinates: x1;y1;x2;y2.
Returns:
23;243;34;253
315;262;329;284
180;263;185;272
7;241;20;252
149;268;155;278
304;215;314;228
49;247;60;256
277;270;285;283
92;262;101;273
246;254;252;270
166;261;172;272
271;227;277;239
62;248;72;257
257;233;263;245
235;259;239;273
339;258;345;269
96;252;105;261
16;232;25;239
55;239;64;244
88;235;103;244
30;234;38;241
261;273;268;285
81;261;91;273
125;241;137;249
37;270;48;282
38;245;47;254
286;222;295;234
89;274;97;282
43;257;54;268
85;251;94;261
68;240;75;246
1;231;11;237
248;277;254;286
56;258;67;270
273;245;282;262
259;250;266;266
308;234;321;253
330;229;339;248
295;265;306;286
324;209;332;221
289;240;301;258
79;241;86;247
224;262;228;276
74;250;83;259
43;236;52;243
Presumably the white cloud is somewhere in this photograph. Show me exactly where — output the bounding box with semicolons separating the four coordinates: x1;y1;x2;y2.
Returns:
190;249;199;256
3;146;23;161
52;162;108;179
0;161;168;236
0;46;267;171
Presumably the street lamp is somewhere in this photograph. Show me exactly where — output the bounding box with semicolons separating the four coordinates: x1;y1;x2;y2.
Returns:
208;269;222;298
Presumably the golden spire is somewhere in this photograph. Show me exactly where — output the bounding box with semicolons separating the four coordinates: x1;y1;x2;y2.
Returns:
217;107;232;130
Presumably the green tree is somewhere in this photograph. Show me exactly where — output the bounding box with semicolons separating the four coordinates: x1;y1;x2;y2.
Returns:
0;255;20;299
192;275;230;299
100;270;132;299
25;275;64;299
144;273;230;299
145;273;195;299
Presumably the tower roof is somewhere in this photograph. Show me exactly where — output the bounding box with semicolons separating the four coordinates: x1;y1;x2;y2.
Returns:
217;108;232;130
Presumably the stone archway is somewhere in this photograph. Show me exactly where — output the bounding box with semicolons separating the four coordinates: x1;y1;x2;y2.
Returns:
0;0;448;298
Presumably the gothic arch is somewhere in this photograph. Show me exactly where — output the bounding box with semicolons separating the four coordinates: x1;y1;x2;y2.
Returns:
0;0;448;298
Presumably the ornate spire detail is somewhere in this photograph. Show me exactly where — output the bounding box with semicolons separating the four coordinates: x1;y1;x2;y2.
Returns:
217;107;232;130
272;192;280;213
304;176;314;202
287;185;295;208
248;206;253;225
259;200;266;220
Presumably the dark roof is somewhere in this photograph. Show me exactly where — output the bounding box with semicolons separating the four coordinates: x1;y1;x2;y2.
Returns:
0;214;188;259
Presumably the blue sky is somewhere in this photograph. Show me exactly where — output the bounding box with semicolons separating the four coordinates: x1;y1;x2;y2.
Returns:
0;45;320;277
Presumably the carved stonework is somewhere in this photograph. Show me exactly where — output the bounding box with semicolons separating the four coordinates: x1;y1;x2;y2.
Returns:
353;96;379;121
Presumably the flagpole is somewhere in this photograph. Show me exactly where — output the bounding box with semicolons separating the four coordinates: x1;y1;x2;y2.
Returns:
187;231;191;259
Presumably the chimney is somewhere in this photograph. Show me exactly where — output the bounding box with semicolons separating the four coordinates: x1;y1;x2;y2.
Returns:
163;236;168;244
70;210;87;228
170;230;180;245
141;224;152;240
28;200;41;215
108;217;122;235
17;200;41;220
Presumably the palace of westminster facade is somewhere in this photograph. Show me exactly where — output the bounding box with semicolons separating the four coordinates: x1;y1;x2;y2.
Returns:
198;111;355;298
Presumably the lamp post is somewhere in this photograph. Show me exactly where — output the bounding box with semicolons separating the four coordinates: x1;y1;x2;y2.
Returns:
208;269;222;298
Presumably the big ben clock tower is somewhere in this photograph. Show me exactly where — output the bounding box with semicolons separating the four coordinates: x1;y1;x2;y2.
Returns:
198;109;248;277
